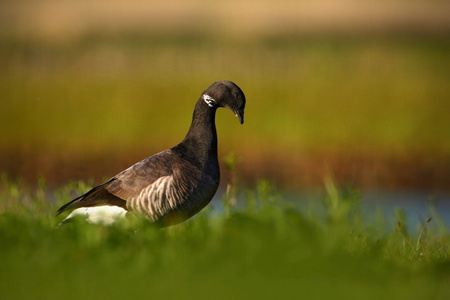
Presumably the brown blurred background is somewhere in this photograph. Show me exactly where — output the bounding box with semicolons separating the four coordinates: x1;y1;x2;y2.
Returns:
1;0;450;192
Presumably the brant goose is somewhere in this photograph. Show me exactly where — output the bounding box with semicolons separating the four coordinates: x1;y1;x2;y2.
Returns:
57;81;246;227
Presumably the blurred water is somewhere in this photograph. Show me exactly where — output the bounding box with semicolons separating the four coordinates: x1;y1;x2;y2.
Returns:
360;190;450;231
210;189;450;234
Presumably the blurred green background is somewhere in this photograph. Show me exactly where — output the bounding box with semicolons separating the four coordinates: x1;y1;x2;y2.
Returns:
1;0;449;191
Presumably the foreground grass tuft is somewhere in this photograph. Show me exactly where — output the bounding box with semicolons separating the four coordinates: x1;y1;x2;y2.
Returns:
0;177;449;299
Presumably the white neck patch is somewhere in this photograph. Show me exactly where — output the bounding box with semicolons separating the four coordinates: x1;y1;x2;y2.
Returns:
202;94;216;107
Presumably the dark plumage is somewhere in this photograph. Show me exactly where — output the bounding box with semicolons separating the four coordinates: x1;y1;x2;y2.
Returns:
57;80;246;227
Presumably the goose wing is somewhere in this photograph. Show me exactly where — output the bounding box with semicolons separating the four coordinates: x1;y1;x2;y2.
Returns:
106;150;175;199
57;150;177;215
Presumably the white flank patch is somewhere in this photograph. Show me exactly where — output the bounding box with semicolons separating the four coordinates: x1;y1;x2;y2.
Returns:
62;206;127;225
202;94;216;107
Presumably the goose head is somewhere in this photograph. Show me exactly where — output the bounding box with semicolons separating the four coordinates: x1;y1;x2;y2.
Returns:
202;80;246;124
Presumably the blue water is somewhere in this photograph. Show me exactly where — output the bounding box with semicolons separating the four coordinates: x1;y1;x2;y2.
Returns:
360;190;450;231
210;189;450;233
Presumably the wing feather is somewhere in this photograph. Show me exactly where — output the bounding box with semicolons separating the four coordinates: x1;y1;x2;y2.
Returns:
57;148;202;223
105;150;175;200
56;181;127;215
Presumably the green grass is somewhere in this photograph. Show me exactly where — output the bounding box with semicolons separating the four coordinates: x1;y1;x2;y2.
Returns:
0;176;449;300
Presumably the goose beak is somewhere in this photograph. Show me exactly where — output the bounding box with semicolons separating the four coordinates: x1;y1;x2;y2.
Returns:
234;110;244;124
